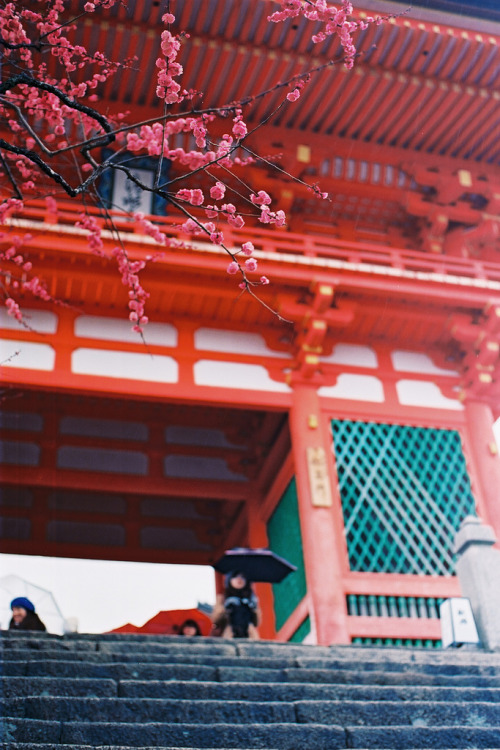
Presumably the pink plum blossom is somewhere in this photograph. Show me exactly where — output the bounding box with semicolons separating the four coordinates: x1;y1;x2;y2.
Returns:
210;182;226;200
245;258;258;272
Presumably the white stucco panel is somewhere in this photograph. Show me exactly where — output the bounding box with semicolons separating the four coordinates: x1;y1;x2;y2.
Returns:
194;328;285;358
321;343;378;368
396;379;463;410
75;315;178;347
194;360;290;392
0;340;55;371
391;350;459;376
0;309;58;334
72;348;178;382
319;373;384;401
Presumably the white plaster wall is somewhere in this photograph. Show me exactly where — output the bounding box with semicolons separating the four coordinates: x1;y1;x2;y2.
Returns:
194;328;285;358
75;316;178;347
321;343;378;368
0;340;55;370
391;350;459;376
194;360;290;392
0;309;58;334
72;349;178;382
396;380;463;410
319;373;384;401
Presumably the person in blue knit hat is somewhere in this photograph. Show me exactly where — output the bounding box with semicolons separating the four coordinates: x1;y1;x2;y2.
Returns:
9;597;46;631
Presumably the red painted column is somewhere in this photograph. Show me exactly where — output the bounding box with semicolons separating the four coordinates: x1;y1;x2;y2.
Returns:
464;398;500;544
289;383;349;645
246;501;277;641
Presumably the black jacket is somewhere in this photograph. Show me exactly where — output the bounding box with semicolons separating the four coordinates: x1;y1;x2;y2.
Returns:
9;611;46;631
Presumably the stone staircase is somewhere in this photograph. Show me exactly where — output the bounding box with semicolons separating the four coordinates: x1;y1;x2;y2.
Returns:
2;630;500;749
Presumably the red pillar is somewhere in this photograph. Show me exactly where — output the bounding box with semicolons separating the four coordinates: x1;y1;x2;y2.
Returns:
464;398;500;544
246;501;276;640
289;383;349;645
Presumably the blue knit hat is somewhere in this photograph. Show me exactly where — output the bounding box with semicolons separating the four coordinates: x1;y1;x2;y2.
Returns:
11;597;35;612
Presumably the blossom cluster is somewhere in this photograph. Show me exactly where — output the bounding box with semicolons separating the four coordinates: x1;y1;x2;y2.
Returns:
0;0;131;257
0;0;282;323
0;0;376;328
268;0;383;69
75;214;105;256
156;20;185;104
112;246;150;334
0;202;52;316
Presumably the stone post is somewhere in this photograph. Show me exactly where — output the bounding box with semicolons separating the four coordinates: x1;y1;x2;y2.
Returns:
454;515;500;650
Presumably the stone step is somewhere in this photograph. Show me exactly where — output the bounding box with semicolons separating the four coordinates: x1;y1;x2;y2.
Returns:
1;718;347;748
217;659;500;682
5;659;500;687
1;639;236;656
1;651;301;669
1;640;96;652
5;647;500;676
220;665;500;686
4;675;500;703
3;638;498;664
284;665;500;683
2;660;219;681
5;634;500;668
2;748;499;750
0;652;301;674
4;718;500;749
296;654;500;671
4;697;295;723
5;696;500;727
0;676;117;698
344;726;500;749
236;642;500;669
0;747;279;750
4;644;500;676
119;679;500;702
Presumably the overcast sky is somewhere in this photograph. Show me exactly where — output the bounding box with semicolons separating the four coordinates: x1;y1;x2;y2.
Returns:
2;421;499;634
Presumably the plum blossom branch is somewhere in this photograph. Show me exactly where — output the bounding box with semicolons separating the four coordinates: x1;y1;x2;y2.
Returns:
0;0;391;331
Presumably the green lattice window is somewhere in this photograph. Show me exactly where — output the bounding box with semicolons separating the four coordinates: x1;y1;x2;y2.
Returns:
352;637;442;649
331;420;476;575
346;594;443;618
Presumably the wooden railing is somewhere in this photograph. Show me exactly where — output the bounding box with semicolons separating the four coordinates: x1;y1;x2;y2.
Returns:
9;198;500;285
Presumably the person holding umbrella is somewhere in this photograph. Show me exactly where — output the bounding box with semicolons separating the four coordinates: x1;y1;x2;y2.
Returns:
212;571;261;639
212;547;296;638
9;597;46;632
211;548;296;638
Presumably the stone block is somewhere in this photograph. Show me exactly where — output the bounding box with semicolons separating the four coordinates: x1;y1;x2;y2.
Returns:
346;725;500;748
17;696;296;725
0;676;117;698
60;721;346;748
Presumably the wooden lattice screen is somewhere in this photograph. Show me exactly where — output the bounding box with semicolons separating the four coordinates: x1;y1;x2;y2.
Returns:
331;420;476;575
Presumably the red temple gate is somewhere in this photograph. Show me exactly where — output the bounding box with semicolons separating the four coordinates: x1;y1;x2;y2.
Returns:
1;0;499;644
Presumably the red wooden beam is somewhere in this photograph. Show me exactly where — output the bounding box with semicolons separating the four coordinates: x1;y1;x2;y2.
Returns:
0;465;252;501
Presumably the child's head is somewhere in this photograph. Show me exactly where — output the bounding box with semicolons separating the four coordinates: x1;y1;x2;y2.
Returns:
227;571;247;590
179;618;201;636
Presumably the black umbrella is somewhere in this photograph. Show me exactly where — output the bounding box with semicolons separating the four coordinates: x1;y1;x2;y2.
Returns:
213;547;297;583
